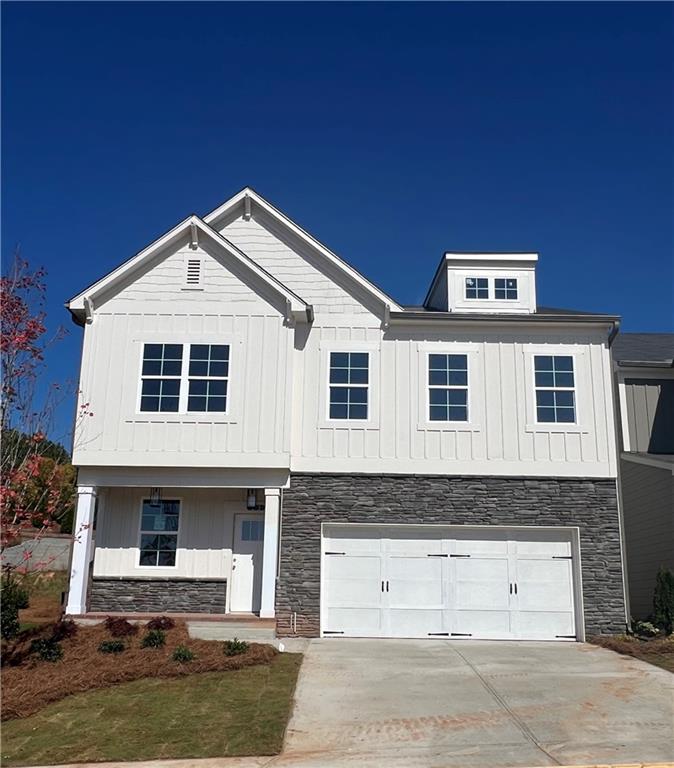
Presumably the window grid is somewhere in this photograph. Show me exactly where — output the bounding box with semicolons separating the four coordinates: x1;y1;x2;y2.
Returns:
139;499;180;567
428;353;469;422
534;355;576;424
140;344;183;412
495;278;518;300
465;277;489;299
188;344;229;413
241;519;264;541
329;352;369;420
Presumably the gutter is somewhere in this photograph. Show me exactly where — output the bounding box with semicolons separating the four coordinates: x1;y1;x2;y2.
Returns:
389;310;621;326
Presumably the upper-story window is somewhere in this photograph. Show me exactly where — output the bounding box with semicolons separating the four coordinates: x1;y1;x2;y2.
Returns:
139;343;230;414
428;354;468;421
534;355;575;423
495;278;518;300
139;499;180;566
140;344;183;412
329;352;369;420
465;277;489;299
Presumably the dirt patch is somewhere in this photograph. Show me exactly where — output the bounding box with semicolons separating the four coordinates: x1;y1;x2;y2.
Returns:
1;619;276;721
590;634;674;673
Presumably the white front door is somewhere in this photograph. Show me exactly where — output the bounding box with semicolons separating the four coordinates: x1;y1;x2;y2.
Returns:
230;514;264;613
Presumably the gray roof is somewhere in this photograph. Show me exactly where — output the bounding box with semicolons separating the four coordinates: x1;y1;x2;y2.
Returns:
398;305;618;321
612;333;674;366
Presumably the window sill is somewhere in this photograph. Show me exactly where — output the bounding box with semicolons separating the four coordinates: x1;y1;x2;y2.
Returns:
318;418;380;431
127;415;238;425
417;422;482;433
525;423;589;434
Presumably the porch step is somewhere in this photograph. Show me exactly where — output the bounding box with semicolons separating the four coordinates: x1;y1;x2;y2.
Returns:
187;620;276;643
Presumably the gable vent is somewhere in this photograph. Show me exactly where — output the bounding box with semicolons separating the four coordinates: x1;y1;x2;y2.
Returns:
184;257;203;288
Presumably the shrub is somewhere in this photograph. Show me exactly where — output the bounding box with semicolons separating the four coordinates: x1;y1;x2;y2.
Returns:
147;615;175;631
141;628;166;648
98;639;125;654
223;637;248;657
653;567;674;635
632;620;659;638
0;575;30;641
51;619;78;641
172;645;195;663
104;616;138;637
30;637;63;662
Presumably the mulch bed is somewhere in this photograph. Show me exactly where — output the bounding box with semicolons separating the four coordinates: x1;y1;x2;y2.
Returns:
590;633;674;671
1;619;277;721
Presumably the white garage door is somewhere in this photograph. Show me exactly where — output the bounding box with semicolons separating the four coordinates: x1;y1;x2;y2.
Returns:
322;525;579;641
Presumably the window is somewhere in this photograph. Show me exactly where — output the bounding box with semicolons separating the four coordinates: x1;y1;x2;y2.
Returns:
139;499;180;566
465;277;489;299
495;278;518;300
188;344;229;412
329;352;369;420
428;354;468;421
140;344;183;412
241;519;264;541
534;355;576;423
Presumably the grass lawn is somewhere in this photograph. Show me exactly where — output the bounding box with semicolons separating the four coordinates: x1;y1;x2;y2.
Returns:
17;571;68;630
1;653;302;767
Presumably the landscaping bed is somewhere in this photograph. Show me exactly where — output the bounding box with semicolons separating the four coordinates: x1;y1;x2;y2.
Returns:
2;617;277;720
591;633;674;673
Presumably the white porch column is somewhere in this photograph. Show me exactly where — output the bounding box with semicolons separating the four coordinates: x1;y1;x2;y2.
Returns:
259;488;280;619
65;485;97;615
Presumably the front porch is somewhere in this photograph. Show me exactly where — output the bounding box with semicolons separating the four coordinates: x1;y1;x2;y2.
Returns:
65;481;282;623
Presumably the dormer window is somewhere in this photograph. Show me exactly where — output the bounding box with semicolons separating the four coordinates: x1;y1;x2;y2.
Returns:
465;277;489;299
495;278;518;300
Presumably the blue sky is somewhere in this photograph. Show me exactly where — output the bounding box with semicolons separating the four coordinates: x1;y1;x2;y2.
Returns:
3;2;673;443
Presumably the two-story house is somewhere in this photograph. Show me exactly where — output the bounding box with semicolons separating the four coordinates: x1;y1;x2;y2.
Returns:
65;188;627;641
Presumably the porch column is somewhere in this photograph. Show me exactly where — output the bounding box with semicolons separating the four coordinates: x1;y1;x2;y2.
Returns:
260;488;280;619
65;485;97;615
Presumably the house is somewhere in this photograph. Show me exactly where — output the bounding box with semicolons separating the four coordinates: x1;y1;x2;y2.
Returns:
613;333;674;621
64;187;627;641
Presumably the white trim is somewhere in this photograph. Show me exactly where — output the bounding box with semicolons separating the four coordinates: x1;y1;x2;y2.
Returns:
136;496;182;571
203;188;404;312
617;379;631;451
77;467;291;488
621;452;674;474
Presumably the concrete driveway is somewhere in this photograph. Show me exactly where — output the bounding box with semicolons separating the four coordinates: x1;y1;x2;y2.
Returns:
281;639;674;768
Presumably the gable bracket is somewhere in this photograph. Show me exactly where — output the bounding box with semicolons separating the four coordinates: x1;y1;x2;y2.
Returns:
244;194;252;221
189;222;199;250
83;296;94;324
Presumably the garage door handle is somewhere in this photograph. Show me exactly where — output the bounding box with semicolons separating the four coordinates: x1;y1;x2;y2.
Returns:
509;583;513;594
514;583;518;595
381;580;384;592
386;580;389;592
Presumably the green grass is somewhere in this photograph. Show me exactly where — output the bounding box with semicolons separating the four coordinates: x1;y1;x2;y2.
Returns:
1;653;302;767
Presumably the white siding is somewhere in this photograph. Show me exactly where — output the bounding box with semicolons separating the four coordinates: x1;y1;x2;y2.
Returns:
93;487;243;578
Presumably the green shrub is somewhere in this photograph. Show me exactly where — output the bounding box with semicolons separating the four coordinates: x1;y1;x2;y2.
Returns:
141;628;166;648
30;637;63;662
172;645;195;663
223;637;248;657
98;639;125;654
653;567;674;634
0;575;30;641
104;616;138;637
147;615;175;631
632;620;659;638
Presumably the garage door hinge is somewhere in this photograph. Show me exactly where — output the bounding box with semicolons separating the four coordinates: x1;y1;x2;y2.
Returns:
556;634;576;639
324;551;346;556
451;632;473;637
449;554;471;558
428;632;449;636
551;556;572;560
427;553;448;557
323;630;344;634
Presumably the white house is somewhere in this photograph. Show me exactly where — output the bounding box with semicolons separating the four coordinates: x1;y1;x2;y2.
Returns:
65;187;627;641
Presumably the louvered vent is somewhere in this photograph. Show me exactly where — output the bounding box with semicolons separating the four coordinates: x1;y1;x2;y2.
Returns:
185;258;202;288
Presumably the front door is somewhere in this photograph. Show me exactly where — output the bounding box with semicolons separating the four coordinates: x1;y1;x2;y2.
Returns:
230;514;264;613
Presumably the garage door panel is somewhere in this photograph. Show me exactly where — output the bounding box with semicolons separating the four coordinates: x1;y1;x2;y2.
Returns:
454;538;508;555
516;539;571;558
388;609;445;637
518;611;575;639
325;555;380;581
517;560;574;611
454;610;513;638
325;607;382;635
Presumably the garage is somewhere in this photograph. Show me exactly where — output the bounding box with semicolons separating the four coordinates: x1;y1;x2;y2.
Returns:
321;524;582;641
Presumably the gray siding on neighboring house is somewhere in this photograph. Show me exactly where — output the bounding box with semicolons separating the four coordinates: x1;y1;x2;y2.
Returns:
621;458;674;619
624;379;674;454
277;473;625;638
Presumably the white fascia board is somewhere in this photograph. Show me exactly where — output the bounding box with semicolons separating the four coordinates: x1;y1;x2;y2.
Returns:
204;187;404;312
443;252;539;262
68;215;310;319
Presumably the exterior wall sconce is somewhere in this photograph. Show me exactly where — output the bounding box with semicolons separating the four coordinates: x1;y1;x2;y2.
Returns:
246;489;257;510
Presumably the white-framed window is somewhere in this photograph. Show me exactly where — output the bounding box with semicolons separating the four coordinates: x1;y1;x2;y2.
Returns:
328;352;369;420
139;499;180;567
140;344;183;412
138;343;230;414
534;355;576;423
428;353;469;421
241;519;264;541
465;277;489;299
495;278;518;300
187;344;229;413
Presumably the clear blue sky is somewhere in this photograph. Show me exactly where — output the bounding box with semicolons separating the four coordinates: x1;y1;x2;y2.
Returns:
3;2;673;444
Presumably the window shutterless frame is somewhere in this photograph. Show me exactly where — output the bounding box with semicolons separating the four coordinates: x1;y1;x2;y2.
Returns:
137;498;181;568
533;355;576;424
465;277;489;299
327;352;369;420
427;353;469;422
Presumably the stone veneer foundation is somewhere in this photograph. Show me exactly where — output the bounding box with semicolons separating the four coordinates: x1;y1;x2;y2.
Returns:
276;474;626;637
89;577;227;613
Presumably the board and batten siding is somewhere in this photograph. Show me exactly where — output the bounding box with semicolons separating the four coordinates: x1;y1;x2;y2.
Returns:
623;378;674;454
93;487;244;579
73;242;295;468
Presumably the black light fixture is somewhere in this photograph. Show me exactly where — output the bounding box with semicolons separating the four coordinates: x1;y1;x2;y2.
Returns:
246;489;257;510
150;487;162;507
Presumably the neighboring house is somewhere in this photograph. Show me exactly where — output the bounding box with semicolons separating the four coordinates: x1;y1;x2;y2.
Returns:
64;187;627;641
613;333;674;620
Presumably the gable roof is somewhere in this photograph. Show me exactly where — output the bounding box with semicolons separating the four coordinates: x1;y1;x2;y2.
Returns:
204;187;404;312
612;332;674;367
67;215;311;325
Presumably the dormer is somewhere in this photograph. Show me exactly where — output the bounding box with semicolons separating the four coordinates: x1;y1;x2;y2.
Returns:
424;253;538;314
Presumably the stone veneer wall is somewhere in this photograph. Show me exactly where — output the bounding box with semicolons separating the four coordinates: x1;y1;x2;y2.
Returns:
90;578;227;613
276;474;625;637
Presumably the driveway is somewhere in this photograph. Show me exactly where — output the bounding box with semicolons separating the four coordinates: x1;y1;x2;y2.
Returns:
281;639;674;768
